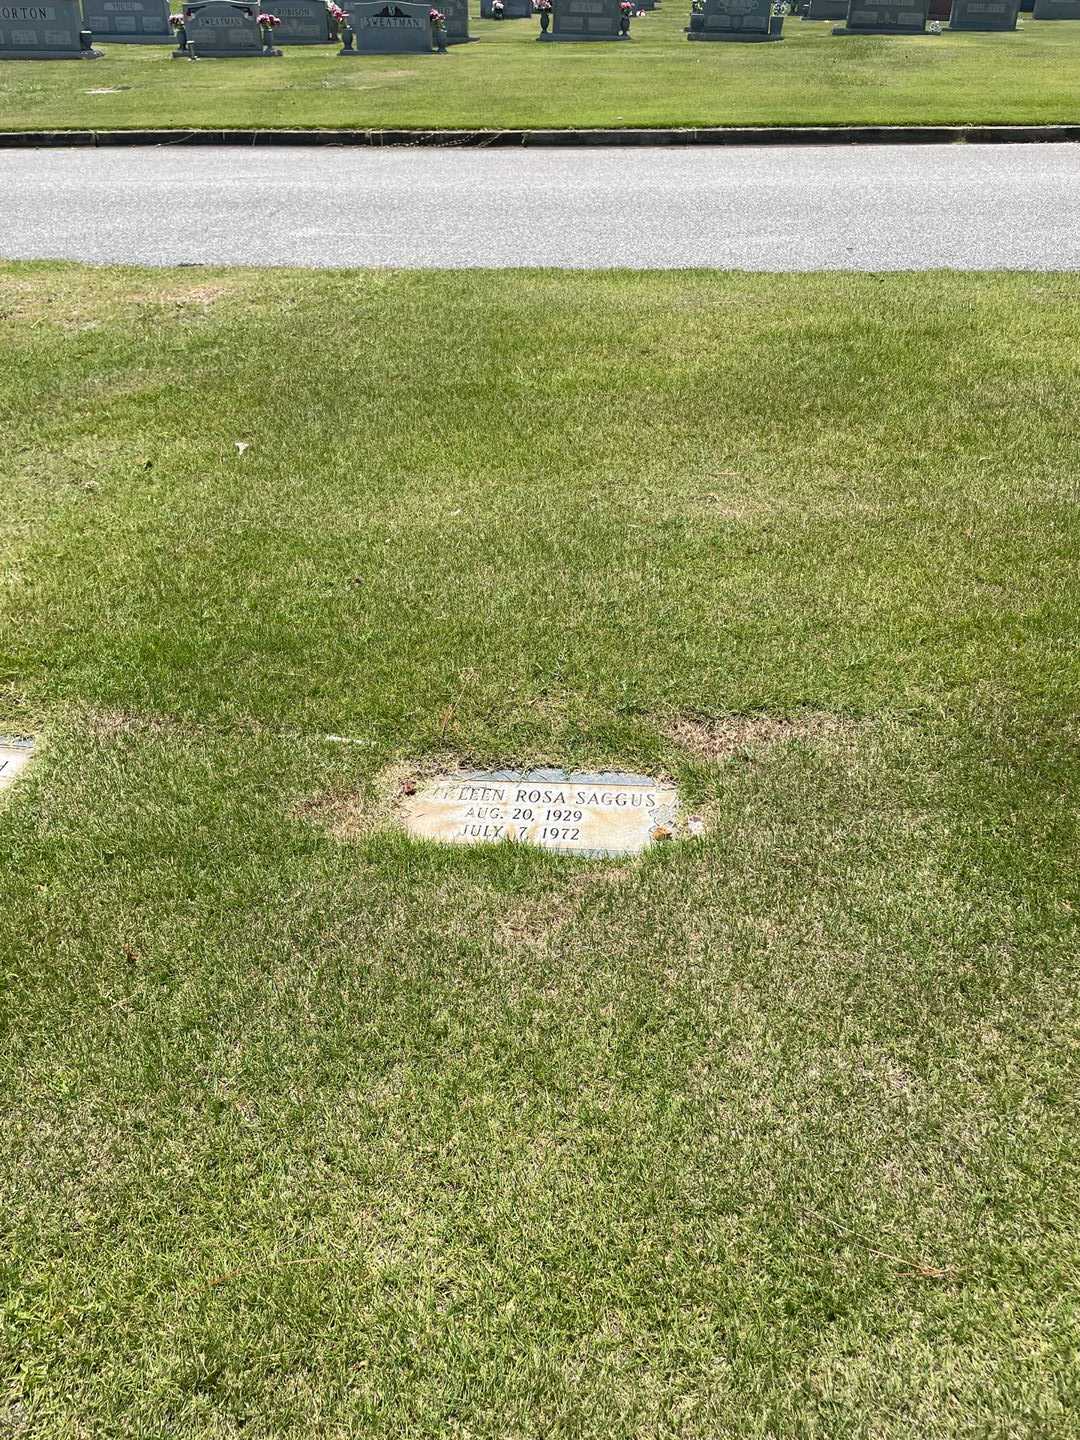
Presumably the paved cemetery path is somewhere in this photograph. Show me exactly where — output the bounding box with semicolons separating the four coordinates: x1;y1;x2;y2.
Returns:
2;143;1078;269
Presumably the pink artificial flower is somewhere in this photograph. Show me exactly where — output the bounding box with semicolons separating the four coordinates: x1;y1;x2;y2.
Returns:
256;10;281;23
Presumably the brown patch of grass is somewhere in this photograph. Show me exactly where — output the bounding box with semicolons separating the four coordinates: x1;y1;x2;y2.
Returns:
127;282;244;309
84;709;187;740
296;756;459;844
496;867;624;955
78;369;172;404
0;279;107;333
663;710;856;764
0;271;260;335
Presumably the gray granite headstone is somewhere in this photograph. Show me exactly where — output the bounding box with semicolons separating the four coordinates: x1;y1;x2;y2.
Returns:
834;0;928;30
804;0;846;15
688;0;783;38
481;0;533;14
1032;0;1080;15
340;0;433;50
181;0;277;52
949;0;1018;24
272;0;333;39
0;0;99;56
539;0;625;39
81;0;171;40
442;0;469;39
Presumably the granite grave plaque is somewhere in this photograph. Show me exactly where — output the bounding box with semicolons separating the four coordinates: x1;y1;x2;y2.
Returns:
804;0;846;16
0;0;99;57
1032;0;1080;16
688;0;783;39
340;0;432;51
271;0;334;40
834;0;929;30
949;0;1018;25
401;771;679;859
481;0;532;13
180;0;278;53
0;738;35;796
539;0;625;39
81;0;171;40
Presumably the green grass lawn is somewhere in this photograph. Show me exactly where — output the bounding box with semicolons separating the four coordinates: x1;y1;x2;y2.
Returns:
2;262;1079;1437
1;10;1080;129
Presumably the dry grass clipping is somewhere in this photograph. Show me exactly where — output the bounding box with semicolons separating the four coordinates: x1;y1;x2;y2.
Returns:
663;710;856;763
296;755;464;845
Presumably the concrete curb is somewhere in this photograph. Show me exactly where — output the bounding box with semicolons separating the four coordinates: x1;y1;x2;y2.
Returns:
2;124;1080;147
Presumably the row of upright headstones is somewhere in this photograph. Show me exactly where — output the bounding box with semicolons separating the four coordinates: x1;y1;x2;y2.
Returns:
0;0;1075;57
0;0;479;56
691;0;1074;37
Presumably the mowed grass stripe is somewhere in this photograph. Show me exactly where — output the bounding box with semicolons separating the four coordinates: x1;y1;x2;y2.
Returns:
0;264;1077;1437
1;13;1080;129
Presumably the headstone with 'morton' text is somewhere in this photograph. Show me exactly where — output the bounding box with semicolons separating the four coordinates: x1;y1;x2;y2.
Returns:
0;0;100;57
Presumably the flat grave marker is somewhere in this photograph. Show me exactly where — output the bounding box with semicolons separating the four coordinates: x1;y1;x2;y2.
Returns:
0;739;35;796
401;770;680;860
81;0;171;40
0;0;101;57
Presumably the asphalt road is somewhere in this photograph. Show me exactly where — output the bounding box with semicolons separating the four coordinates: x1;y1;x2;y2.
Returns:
1;143;1077;268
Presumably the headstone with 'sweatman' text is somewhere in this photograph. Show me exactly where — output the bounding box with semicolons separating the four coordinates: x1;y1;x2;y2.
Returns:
340;0;433;51
179;0;279;52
